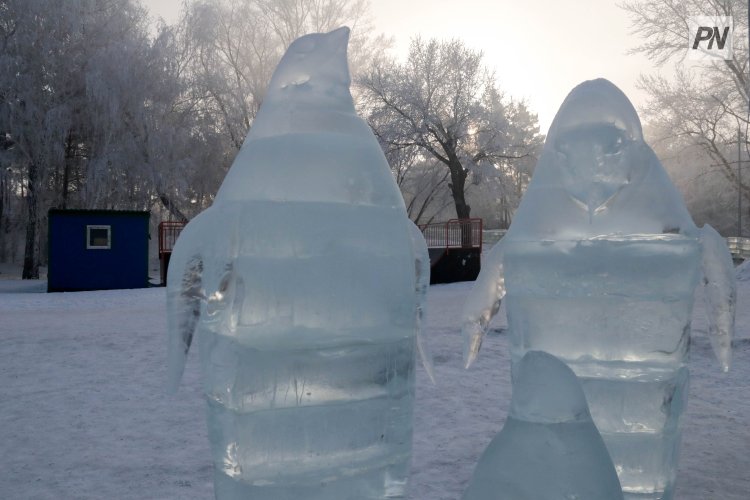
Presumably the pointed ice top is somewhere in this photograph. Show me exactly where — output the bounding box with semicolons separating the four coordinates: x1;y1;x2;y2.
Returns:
261;26;353;114
509;351;591;424
237;26;360;142
268;26;350;91
213;26;404;208
506;78;695;236
548;78;642;143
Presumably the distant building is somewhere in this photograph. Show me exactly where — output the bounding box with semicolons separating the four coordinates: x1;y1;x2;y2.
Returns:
47;209;150;292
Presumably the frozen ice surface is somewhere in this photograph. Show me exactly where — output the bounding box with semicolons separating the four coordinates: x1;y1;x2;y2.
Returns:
409;219;436;383
462;79;736;500
737;259;750;281
700;225;736;371
507;351;590;424
463;351;623;500
166;27;427;499
507;78;695;238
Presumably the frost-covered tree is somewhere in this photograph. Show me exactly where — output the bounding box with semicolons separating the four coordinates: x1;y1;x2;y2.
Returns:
358;37;541;221
397;156;453;225
0;0;395;277
366;109;451;224
82;12;224;221
182;0;388;149
0;0;100;278
0;0;222;277
646;122;749;236
621;0;749;234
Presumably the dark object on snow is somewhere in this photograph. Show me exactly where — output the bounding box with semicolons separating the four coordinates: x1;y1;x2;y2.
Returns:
47;209;150;292
419;218;482;284
158;221;186;286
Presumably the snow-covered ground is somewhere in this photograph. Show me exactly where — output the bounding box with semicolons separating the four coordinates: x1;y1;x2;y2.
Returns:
1;263;748;499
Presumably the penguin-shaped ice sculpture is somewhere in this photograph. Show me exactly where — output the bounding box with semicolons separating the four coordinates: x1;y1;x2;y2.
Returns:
463;351;624;500
166;27;432;500
461;79;735;500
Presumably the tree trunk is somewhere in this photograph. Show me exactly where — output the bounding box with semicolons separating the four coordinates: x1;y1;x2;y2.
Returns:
158;191;188;223
446;157;474;247
447;159;470;217
0;173;4;233
61;133;74;209
22;163;39;279
0;173;5;262
61;163;70;209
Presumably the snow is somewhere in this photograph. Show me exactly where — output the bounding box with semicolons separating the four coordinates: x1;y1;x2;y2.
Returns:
0;267;748;499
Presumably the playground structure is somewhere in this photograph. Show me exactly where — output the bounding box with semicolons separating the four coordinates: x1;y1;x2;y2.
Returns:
158;221;186;285
419;218;483;284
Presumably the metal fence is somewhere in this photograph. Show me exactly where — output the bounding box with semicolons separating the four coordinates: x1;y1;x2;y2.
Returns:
158;221;186;257
419;218;483;250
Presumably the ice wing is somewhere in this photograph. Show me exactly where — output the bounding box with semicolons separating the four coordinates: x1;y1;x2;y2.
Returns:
699;224;736;372
166;221;206;393
461;239;506;369
409;220;435;383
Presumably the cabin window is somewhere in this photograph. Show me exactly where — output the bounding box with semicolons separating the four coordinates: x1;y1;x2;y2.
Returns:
86;225;111;249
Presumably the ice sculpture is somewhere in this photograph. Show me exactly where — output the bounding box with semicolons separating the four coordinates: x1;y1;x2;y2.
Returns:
462;79;736;500
463;351;623;500
166;27;431;499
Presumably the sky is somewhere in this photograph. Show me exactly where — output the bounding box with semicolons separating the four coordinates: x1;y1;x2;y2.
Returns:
143;0;671;134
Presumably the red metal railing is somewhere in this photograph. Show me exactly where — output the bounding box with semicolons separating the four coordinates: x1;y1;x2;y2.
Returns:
418;218;483;251
158;221;186;257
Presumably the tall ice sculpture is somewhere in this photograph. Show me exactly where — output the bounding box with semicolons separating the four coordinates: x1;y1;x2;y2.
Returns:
166;27;431;499
461;79;735;500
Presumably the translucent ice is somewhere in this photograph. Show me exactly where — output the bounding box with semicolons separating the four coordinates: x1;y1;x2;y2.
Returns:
167;27;429;499
462;79;736;500
463;351;623;500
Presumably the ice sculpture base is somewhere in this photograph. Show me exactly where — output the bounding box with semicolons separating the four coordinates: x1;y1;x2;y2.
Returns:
214;463;409;500
201;330;415;500
623;489;673;500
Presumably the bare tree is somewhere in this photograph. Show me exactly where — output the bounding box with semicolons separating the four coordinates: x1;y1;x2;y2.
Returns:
357;37;541;221
620;0;750;229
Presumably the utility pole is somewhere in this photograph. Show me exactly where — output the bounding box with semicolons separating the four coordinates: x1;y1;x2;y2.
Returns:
740;126;744;237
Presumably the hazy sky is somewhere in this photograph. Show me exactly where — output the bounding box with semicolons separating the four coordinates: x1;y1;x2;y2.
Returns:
144;0;670;134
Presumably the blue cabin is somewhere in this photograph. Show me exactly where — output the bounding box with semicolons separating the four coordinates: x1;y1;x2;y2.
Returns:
47;209;150;292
